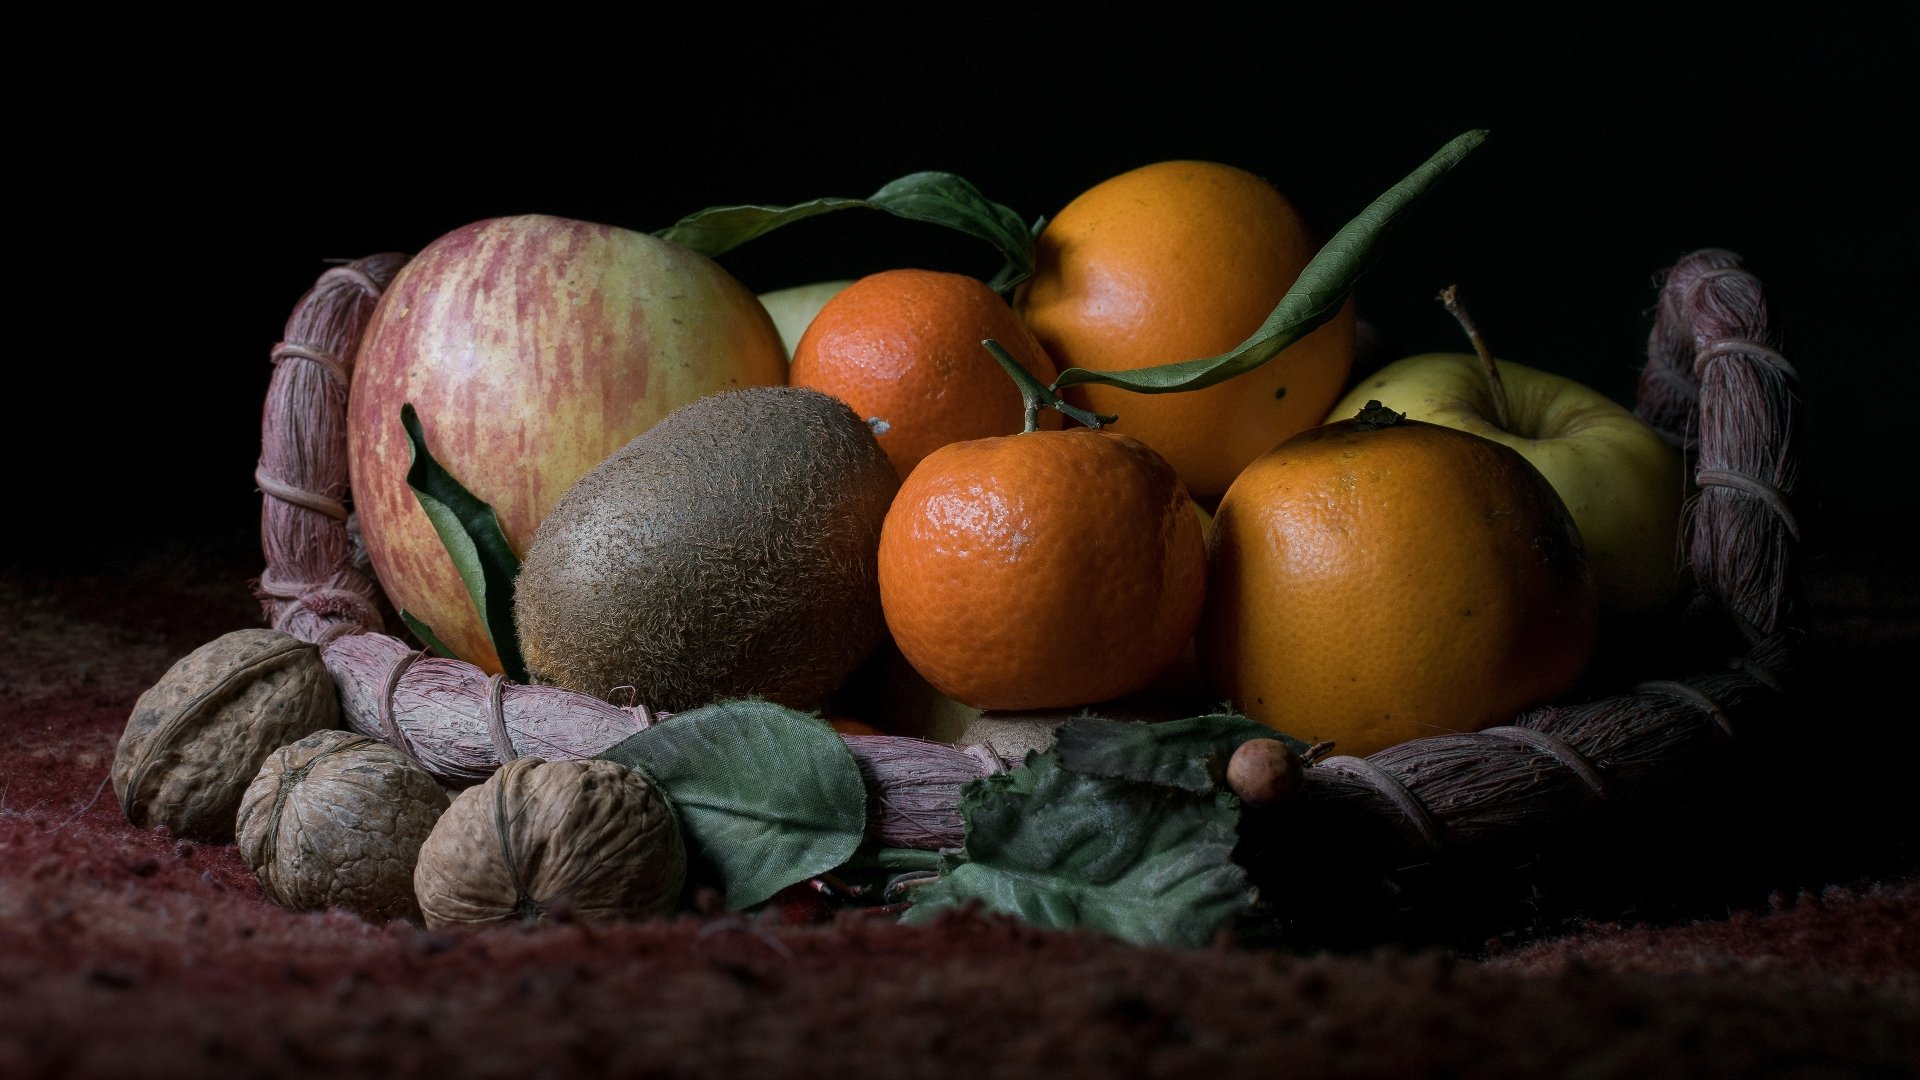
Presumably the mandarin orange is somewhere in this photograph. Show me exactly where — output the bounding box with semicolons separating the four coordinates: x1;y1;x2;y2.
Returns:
877;427;1206;711
1014;160;1356;501
788;268;1060;479
1200;402;1599;758
826;716;884;737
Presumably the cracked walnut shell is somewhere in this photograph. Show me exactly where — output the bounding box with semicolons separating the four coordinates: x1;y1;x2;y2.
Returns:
413;757;685;929
112;628;339;842
237;729;450;923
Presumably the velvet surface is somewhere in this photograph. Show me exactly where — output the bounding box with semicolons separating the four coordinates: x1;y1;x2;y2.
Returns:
3;516;1914;1079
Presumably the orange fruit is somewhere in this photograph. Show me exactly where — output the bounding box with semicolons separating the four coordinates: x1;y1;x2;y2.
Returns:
826;716;883;737
1013;160;1357;501
1200;402;1600;758
788;268;1061;479
877;428;1207;711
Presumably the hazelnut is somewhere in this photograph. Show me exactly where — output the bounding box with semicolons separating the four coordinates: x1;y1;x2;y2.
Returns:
1227;738;1304;807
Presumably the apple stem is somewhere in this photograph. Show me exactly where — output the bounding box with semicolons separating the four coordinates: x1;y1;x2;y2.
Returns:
1439;285;1511;432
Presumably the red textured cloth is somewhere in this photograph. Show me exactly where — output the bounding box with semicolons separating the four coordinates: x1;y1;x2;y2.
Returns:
3;525;1915;1079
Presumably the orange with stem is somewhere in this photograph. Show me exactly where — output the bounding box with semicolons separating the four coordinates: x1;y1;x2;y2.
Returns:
875;343;1207;711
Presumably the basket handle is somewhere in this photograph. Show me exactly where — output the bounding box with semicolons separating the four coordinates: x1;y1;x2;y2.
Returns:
254;253;409;644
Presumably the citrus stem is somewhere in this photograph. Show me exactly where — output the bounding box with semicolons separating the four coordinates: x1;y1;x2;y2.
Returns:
984;339;1117;433
1351;400;1406;431
1438;285;1511;431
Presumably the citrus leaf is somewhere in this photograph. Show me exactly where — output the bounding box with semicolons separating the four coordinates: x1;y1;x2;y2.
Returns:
902;753;1254;948
1049;128;1490;396
1052;713;1310;793
396;610;458;660
400;403;526;681
654;171;1036;290
594;699;868;910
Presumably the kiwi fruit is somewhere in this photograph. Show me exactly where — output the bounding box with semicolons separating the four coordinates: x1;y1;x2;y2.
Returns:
513;385;900;712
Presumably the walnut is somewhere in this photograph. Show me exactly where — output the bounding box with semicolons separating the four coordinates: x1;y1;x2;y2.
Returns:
237;729;449;923
413;757;684;929
112;628;339;841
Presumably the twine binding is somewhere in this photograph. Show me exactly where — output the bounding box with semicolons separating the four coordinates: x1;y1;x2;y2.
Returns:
269;341;351;391
1732;655;1787;695
484;674;519;764
1694;468;1800;542
1318;755;1444;856
1635;679;1736;739
253;466;348;521
315;263;383;300
379;649;427;764
1696;338;1797;382
962;743;1012;775
1482;725;1609;801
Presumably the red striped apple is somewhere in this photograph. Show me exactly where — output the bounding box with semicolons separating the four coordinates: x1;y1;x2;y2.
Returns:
348;214;787;672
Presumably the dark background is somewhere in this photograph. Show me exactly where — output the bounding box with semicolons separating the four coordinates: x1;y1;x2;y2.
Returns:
19;8;1913;569
8;4;1919;983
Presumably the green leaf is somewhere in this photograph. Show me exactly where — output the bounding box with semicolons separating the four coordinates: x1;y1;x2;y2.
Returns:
397;610;458;660
839;845;949;875
594;699;868;910
1052;713;1310;793
400;404;526;681
903;753;1254;948
1049;129;1490;396
654;171;1037;291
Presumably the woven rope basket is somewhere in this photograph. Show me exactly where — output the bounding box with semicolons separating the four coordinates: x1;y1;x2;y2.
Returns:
252;247;1801;936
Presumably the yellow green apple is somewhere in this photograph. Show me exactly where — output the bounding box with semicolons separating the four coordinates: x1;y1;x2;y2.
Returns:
348;214;788;672
757;279;853;360
1329;353;1688;619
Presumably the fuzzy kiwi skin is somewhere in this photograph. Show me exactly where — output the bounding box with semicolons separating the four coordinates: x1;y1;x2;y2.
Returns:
514;386;901;712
